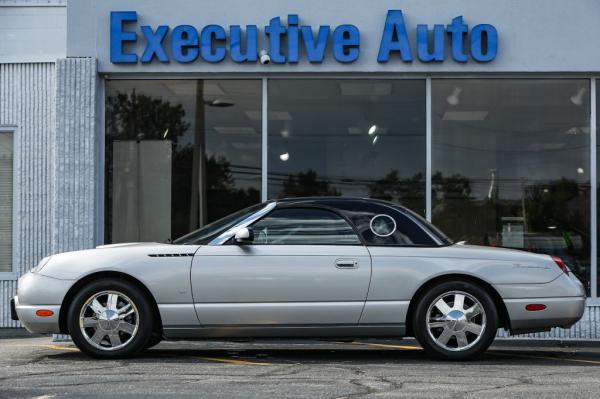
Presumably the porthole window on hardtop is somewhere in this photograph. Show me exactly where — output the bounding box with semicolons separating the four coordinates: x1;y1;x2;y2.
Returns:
370;214;397;237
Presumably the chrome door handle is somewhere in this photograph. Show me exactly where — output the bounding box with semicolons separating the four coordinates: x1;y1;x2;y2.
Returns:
335;259;358;269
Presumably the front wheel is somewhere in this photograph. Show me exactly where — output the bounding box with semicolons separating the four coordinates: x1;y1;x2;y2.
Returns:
67;279;154;358
412;281;498;360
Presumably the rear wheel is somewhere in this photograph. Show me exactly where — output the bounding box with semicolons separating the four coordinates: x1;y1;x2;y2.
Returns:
412;281;498;360
67;279;154;358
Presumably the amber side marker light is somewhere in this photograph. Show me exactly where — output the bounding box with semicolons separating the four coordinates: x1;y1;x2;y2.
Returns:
35;309;54;317
525;304;547;311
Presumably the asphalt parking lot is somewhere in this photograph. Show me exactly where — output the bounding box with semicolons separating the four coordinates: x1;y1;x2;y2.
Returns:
1;337;600;399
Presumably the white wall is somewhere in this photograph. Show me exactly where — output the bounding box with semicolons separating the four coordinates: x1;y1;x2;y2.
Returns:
0;2;66;63
68;0;600;74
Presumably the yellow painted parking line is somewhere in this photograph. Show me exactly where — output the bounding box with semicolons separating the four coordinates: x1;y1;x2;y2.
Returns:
351;341;422;350
6;344;80;352
33;344;80;352
491;351;600;366
195;356;272;366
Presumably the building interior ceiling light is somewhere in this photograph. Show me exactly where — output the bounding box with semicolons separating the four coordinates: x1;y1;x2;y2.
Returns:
446;87;462;105
565;127;579;135
368;125;378;135
442;111;488;121
279;152;290;161
206;98;235;107
570;87;587;106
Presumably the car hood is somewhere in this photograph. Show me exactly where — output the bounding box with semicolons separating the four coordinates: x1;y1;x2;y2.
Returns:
95;242;172;249
36;243;200;280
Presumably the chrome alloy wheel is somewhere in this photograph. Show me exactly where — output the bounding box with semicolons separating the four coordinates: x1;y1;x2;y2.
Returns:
426;291;486;352
79;290;139;351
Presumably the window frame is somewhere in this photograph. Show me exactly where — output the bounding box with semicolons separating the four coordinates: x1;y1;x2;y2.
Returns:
0;127;17;280
243;204;365;246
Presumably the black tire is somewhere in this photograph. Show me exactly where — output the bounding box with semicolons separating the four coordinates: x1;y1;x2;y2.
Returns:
67;278;154;359
412;280;498;361
145;333;163;350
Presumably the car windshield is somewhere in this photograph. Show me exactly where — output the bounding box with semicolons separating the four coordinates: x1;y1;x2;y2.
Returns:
173;202;268;245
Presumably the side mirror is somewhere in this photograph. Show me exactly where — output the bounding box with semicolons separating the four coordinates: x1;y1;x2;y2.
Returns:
234;227;254;244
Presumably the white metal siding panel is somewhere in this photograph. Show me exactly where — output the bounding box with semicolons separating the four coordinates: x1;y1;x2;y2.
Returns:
52;57;97;254
0;62;55;327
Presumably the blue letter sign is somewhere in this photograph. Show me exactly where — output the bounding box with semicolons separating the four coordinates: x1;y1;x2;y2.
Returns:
377;10;413;62
109;10;498;65
110;11;138;63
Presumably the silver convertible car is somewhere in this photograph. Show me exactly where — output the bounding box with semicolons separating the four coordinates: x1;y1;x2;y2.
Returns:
12;197;585;360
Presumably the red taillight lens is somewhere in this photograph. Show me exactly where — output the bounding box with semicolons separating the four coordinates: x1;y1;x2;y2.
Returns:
525;304;547;311
551;256;570;274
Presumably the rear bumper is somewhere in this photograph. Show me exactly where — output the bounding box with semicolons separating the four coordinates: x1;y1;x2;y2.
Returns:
505;296;586;334
495;272;587;334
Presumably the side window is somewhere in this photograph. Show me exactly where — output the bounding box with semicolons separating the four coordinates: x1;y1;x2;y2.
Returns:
250;208;361;245
361;212;435;246
331;201;437;246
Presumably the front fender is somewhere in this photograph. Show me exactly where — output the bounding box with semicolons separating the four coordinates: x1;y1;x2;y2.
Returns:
37;244;200;304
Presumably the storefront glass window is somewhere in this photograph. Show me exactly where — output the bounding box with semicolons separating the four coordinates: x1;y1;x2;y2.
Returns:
267;79;426;215
432;79;591;293
105;80;262;243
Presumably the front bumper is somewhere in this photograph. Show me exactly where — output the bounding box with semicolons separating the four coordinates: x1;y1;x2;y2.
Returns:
13;295;62;334
10;297;18;321
14;272;74;334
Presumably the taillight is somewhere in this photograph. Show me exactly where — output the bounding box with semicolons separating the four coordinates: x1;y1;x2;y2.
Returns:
525;304;547;311
551;256;570;274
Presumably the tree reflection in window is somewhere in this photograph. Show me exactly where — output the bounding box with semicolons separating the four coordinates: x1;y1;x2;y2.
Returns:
105;80;262;243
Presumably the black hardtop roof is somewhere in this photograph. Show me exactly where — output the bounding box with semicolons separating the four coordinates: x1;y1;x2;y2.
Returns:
274;196;411;212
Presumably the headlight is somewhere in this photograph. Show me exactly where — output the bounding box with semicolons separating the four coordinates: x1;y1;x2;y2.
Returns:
30;256;52;273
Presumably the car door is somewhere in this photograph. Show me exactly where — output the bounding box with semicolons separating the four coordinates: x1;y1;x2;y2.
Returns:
191;207;372;326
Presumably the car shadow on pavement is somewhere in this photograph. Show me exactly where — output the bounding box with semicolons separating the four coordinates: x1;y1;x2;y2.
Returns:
43;346;600;367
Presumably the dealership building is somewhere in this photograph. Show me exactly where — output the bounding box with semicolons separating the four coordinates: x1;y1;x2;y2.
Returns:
1;0;600;339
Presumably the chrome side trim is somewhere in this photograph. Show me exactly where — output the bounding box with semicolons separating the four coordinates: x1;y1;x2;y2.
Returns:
208;202;277;245
147;253;194;257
